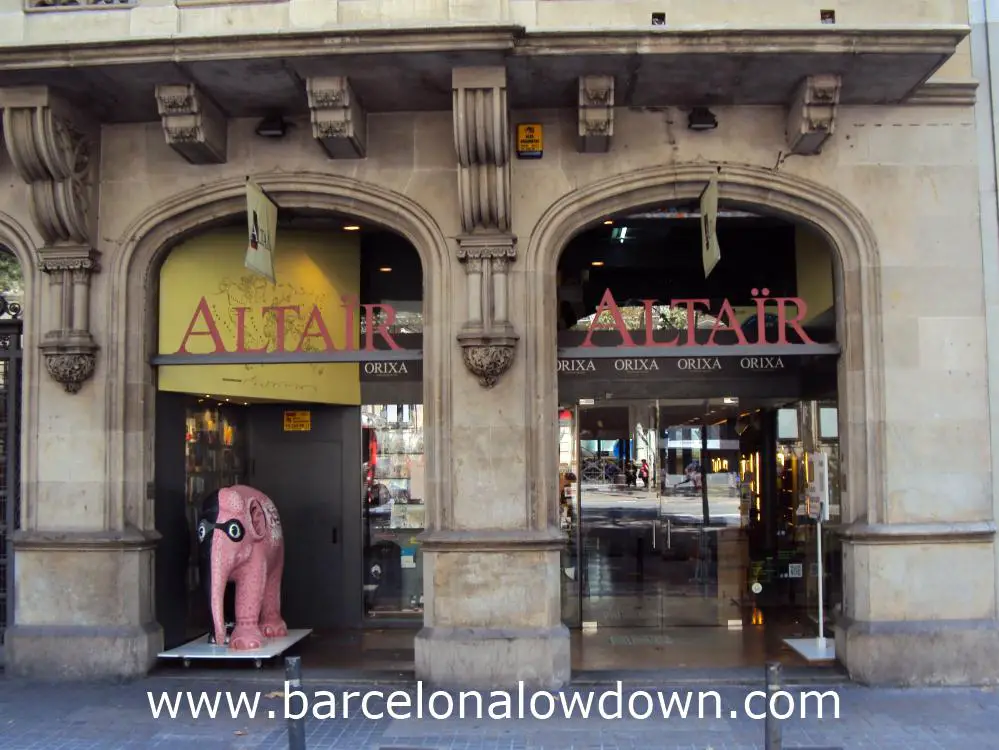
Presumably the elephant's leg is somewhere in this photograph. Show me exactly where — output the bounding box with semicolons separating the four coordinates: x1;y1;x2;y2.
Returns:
261;553;287;638
229;564;267;650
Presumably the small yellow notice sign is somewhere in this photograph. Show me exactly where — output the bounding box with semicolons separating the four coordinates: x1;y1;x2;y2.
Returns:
283;410;312;432
516;123;543;159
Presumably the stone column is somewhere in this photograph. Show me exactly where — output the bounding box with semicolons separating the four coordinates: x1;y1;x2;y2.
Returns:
413;66;571;689
0;86;160;678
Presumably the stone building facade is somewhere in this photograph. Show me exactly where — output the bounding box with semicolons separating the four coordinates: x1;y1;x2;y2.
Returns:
0;0;996;687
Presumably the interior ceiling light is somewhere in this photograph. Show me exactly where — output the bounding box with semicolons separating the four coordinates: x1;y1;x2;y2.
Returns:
591;260;604;266
603;219;614;225
379;266;392;272
343;225;361;231
687;106;718;131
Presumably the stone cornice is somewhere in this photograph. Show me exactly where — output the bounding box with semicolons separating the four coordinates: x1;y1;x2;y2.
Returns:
0;25;966;70
517;26;969;56
13;527;162;551
904;79;979;106
839;520;996;544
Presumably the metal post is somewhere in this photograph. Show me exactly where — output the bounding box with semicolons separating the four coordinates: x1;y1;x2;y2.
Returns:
765;661;782;750
286;656;306;750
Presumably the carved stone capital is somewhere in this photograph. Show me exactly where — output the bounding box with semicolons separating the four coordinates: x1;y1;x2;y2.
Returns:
452;67;510;233
786;74;841;156
306;77;367;159
36;244;100;393
578;75;614;153
0;86;98;246
456;234;517;263
457;329;518;389
37;244;100;274
155;83;227;165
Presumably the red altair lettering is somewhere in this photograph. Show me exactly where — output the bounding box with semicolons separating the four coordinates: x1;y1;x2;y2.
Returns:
178;297;228;354
706;299;749;346
641;299;679;347
581;288;635;347
295;305;337;352
776;297;815;344
363;304;402;351
262;305;300;352
669;298;710;346
233;307;267;354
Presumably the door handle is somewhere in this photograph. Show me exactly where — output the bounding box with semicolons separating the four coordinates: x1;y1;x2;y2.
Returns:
331;527;338;544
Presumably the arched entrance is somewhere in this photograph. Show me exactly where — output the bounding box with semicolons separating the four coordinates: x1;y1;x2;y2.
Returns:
525;163;884;672
0;212;37;664
107;174;452;662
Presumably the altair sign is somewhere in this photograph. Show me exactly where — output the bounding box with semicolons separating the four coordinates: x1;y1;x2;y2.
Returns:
578;288;816;347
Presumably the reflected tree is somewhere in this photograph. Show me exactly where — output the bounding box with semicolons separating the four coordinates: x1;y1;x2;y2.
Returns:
0;250;23;296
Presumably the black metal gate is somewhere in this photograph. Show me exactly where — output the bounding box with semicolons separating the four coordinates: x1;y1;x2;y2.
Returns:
0;293;22;655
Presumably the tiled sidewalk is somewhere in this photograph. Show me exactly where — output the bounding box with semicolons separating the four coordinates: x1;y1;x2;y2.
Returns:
0;671;996;750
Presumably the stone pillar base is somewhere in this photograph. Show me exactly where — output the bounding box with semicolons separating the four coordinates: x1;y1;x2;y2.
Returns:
837;618;999;686
5;623;162;679
415;625;571;689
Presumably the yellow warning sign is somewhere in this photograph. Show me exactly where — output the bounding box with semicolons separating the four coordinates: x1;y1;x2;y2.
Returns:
283;410;312;432
516;123;543;159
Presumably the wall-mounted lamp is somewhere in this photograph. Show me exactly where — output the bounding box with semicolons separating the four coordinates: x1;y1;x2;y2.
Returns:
687;107;718;131
255;115;290;138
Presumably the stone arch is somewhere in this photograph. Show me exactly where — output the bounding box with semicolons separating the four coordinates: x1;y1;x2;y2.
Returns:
0;211;39;530
523;162;885;532
105;172;453;535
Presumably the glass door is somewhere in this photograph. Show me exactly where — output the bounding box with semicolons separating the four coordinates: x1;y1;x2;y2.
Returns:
572;398;748;630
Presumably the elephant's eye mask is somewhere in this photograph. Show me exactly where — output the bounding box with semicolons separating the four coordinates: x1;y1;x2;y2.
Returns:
198;518;246;543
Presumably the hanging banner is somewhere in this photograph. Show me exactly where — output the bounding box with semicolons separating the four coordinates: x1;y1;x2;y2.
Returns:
245;179;278;283
700;171;720;278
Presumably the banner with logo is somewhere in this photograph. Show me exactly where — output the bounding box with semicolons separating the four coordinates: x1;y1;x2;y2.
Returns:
700;172;720;278
245;179;278;283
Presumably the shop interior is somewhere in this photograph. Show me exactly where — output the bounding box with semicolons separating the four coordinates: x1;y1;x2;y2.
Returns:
554;206;845;671
153;215;425;670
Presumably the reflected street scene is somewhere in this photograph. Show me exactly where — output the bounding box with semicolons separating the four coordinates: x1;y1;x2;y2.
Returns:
558;398;841;641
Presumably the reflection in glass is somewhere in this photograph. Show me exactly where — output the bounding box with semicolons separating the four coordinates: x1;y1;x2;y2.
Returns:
361;404;425;619
560;398;842;643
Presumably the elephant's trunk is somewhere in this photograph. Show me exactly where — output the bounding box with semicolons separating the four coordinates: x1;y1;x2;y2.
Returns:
210;546;232;646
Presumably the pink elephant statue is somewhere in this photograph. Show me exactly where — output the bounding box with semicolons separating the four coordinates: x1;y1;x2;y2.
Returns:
198;484;287;650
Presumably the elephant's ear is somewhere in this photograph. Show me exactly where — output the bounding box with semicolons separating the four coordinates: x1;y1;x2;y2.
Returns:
247;497;267;541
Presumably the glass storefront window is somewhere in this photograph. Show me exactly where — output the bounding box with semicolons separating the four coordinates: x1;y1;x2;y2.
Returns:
361;403;425;620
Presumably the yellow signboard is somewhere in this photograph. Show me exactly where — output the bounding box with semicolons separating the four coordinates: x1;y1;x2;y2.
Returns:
516;123;543;159
283;410;312;432
157;227;361;405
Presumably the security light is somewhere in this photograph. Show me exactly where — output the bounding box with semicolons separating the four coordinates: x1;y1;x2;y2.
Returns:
255;115;289;138
687;107;718;131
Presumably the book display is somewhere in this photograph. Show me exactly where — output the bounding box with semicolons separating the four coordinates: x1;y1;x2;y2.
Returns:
362;403;426;618
183;402;247;628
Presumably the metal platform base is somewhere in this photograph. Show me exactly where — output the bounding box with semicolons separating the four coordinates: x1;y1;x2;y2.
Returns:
158;629;312;668
784;636;836;663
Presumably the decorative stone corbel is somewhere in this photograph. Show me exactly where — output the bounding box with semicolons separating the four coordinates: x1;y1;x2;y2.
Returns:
154;83;227;164
785;74;842;156
452;67;517;388
455;236;518;388
0;86;100;393
578;75;614;153
305;77;367;159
